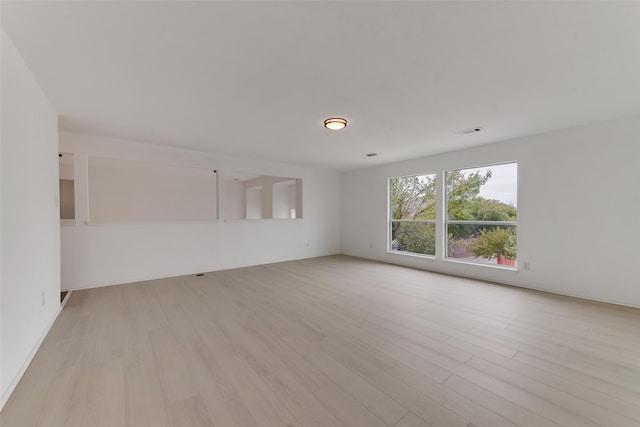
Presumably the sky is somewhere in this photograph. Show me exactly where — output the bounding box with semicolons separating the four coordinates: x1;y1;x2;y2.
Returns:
463;162;518;207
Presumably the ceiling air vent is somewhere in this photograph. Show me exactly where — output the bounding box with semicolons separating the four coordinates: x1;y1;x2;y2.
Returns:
455;127;484;135
361;153;378;158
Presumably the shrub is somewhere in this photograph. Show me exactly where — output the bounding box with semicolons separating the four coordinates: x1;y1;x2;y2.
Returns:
471;227;516;260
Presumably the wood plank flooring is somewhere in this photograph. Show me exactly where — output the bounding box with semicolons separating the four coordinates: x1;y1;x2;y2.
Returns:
2;255;639;426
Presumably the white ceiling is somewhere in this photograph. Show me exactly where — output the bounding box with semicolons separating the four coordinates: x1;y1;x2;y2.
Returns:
3;1;640;171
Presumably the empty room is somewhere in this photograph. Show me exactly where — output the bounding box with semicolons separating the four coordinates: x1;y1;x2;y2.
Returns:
1;1;639;427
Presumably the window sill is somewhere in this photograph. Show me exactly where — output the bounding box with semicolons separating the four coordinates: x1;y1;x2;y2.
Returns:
443;257;518;271
387;250;436;260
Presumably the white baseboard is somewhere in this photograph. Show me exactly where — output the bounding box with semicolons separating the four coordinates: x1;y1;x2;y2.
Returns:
0;291;71;411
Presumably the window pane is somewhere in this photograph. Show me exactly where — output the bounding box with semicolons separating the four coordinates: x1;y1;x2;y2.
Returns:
446;163;517;221
447;224;516;267
391;222;436;256
390;174;436;220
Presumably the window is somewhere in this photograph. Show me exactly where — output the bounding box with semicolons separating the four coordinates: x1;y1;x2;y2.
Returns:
445;162;517;267
389;174;436;256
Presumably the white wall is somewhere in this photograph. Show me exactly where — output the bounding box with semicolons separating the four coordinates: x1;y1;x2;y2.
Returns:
1;30;61;408
224;179;246;220
59;131;341;290
342;115;640;308
273;180;295;219
246;186;263;219
59;162;74;180
88;157;217;222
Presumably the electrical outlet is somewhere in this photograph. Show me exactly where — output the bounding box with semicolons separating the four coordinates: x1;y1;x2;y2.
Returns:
41;292;46;306
523;262;531;271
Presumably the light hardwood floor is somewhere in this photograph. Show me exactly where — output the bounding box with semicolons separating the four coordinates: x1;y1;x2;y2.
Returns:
2;255;639;427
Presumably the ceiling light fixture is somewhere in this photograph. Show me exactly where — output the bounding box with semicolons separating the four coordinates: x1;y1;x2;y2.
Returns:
324;117;347;130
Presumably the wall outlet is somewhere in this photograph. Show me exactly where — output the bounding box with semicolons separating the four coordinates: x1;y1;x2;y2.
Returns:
41;292;46;306
523;262;531;271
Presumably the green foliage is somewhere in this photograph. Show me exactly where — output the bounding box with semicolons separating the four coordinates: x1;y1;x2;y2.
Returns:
470;199;517;221
390;175;436;221
392;222;435;255
447;223;476;242
470;227;517;260
446;169;492;221
391;169;517;259
446;169;494;240
390;175;436;255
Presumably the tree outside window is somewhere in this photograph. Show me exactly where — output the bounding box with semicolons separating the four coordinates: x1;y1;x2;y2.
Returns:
389;174;436;256
389;162;517;267
446;162;517;267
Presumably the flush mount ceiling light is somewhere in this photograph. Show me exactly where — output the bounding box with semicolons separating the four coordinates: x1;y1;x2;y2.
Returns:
324;117;347;130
